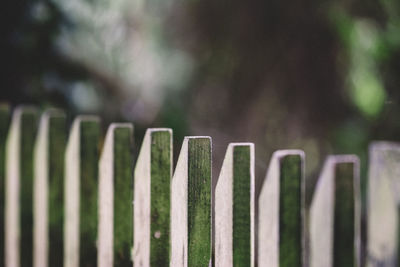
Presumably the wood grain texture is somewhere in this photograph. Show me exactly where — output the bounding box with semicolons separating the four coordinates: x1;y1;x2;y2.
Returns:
5;106;38;267
215;143;254;267
98;123;134;267
171;137;212;267
258;150;304;267
0;104;10;267
33;109;66;267
367;142;400;266
65;116;100;267
310;155;360;267
134;129;172;267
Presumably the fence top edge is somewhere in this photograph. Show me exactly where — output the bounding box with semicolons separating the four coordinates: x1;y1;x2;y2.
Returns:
228;142;254;148
108;122;133;130
184;136;211;140
325;154;359;165
272;149;305;159
369;141;400;152
146;127;172;133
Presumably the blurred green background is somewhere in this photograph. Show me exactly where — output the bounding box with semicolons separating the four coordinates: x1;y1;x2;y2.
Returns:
1;0;400;216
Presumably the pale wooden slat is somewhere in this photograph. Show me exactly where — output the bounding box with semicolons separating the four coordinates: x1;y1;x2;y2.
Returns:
215;143;255;267
170;137;212;267
310;155;360;267
134;128;172;267
0;104;10;267
64;116;100;267
258;150;305;267
5;106;39;267
98;123;134;267
367;142;400;266
33;109;66;267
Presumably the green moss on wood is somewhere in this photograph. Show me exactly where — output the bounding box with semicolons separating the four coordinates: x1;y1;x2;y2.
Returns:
333;162;355;267
48;113;67;267
232;145;251;267
279;155;302;267
20;110;39;267
113;127;134;267
187;138;211;267
150;130;172;266
0;105;10;267
79;120;100;267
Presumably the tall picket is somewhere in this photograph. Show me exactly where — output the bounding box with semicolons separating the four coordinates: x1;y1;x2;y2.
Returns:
134;128;172;267
33;109;66;267
0;104;10;267
215;143;255;267
367;142;400;266
64;116;100;267
258;150;305;267
98;123;134;267
170;137;212;267
309;155;360;267
5;106;38;267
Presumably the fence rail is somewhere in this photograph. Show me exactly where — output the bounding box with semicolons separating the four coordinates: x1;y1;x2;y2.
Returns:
0;105;397;266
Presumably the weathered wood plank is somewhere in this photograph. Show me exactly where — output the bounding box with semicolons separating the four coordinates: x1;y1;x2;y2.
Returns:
5;106;39;267
98;123;134;267
170;137;212;267
215;143;255;267
310;155;360;267
64;116;100;267
258;150;305;267
367;142;400;266
33;109;66;267
0;104;10;267
134;128;172;267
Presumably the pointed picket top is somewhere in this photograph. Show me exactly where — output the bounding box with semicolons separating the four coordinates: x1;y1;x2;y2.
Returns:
98;123;134;267
170;136;212;267
5;106;39;267
134;128;172;267
33;109;66;267
64;115;100;267
310;155;360;267
215;143;255;267
367;142;400;266
0;103;10;267
258;150;305;267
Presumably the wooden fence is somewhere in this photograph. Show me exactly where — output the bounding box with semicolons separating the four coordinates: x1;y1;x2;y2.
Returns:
0;104;397;267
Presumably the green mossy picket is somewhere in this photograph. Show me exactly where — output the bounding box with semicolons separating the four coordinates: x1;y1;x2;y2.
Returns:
113;126;134;266
79;119;101;267
19;108;39;267
150;130;172;266
232;145;253;267
279;155;302;267
187;137;212;266
48;112;67;267
333;162;355;267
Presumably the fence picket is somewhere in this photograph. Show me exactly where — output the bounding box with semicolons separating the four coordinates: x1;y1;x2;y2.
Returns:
98;123;134;267
171;137;212;267
5;106;38;267
258;150;305;267
215;143;255;267
33;109;66;267
310;155;360;267
0;104;10;267
64;116;100;267
367;142;400;266
134;128;172;267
